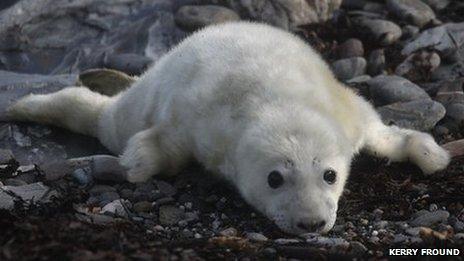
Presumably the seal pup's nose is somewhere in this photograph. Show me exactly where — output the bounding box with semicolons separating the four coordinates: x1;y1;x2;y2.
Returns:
297;220;326;232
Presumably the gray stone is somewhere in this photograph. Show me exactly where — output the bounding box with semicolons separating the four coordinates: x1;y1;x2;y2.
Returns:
79;69;135;96
213;0;342;30
421;0;450;11
134;183;160;202
434;79;464;107
246;232;268;242
431;62;464;82
349;241;367;256
133;201;153;213
454;221;464;232
159;205;185;226
410;210;450;226
88;185;117;196
395;52;440;82
402;25;420;39
402;23;464;59
446;103;464;125
0;182;58;209
367;75;430;106
354;18;402;46
305;235;349;248
367;49;386;76
387;0;435;27
3;178;27;186
155;180;177;197
100;199;128;218
331;57;366;81
406;227;422;236
0;149;13;164
219;227;238;237
336;38;364;59
274;238;301;244
175;5;240;31
377;99;446;131
393;234;409;243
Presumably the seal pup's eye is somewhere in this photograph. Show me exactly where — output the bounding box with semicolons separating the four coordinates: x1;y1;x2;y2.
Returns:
268;170;284;189
323;169;337;185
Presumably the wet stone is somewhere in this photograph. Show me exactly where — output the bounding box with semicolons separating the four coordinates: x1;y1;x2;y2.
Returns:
246;232;268;242
159;205;185;226
175;5;240;31
386;0;436;27
367;75;430;106
331;57;367;81
133;201;153;213
410;210;450;227
336;38;364;59
376;99;446;131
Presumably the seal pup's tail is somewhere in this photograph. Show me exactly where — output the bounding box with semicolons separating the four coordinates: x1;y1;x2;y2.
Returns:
7;87;111;137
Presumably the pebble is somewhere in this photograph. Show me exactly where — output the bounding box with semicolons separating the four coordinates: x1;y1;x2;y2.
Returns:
354;18;402;45
155;180;177;197
386;0;436;27
395;52;441;82
246;232;268;242
429;203;439;212
402;25;420;39
306;236;349;248
367;75;430;106
89;185;116;196
336;38;364;59
350;241;368;256
219;227;237;237
133;201;153;213
274;238;301;245
331;57;367;81
0;149;13;164
79;68;135;96
422;0;450;11
453;221;464;232
133;183;160;202
406;227;422;236
262;247;277;257
159;205;185;226
393;234;408;244
175;5;240;31
100;199;128;218
455;233;464;241
367;49;386;76
3;178;27;186
119;188;134;200
376;99;446;131
410;210;450;226
402;23;464;59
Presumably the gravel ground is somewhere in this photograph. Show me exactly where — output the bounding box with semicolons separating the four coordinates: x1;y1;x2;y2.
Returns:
1;0;464;260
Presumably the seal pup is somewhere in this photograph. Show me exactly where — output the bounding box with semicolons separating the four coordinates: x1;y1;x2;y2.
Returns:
8;22;450;235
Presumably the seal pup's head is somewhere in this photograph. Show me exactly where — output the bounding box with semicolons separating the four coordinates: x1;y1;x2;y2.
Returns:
234;104;352;235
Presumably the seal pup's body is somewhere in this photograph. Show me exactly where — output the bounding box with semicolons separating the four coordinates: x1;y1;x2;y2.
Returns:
9;22;450;234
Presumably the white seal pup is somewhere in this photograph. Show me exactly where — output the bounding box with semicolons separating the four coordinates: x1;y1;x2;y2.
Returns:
8;22;450;235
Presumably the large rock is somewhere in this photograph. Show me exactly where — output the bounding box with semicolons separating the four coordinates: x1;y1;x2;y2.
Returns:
386;0;436;28
402;23;464;59
331;57;366;81
208;0;342;30
367;75;430;106
353;18;402;46
0;182;59;210
377;100;446;131
175;5;240;31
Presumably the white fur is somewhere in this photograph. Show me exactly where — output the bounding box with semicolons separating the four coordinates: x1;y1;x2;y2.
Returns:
8;22;450;235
